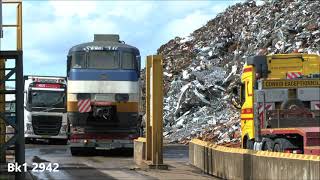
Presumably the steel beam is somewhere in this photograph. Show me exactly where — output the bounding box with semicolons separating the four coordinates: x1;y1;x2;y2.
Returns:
144;55;166;169
0;58;4;163
0;2;24;179
15;51;24;180
145;56;152;160
0;51;24;179
150;55;163;165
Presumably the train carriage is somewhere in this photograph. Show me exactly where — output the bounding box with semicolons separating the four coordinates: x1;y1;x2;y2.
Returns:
66;34;141;155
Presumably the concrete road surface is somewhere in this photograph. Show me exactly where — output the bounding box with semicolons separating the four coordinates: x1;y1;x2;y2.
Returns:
24;142;216;180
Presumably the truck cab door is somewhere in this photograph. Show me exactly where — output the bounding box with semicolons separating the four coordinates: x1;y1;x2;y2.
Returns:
240;66;255;144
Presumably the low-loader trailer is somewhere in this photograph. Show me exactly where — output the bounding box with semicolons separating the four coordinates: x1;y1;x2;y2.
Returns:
240;54;320;155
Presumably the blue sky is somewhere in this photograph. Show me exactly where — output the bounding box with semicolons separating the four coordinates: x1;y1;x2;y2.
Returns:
1;0;240;76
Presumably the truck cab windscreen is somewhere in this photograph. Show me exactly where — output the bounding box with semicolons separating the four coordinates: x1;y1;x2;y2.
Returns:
29;91;65;108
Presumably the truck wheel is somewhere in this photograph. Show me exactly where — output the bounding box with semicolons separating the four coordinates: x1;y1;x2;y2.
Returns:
262;138;274;151
70;147;81;156
71;147;94;156
25;138;31;144
273;138;293;152
49;139;67;145
280;99;304;110
59;139;68;145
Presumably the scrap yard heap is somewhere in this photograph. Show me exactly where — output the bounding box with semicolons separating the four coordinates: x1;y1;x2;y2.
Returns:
0;0;319;179
140;0;320;144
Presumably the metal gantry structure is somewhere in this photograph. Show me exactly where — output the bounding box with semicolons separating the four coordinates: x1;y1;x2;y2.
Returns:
144;55;167;169
0;0;24;179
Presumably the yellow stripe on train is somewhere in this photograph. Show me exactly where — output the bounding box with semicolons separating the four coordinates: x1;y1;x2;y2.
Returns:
67;101;139;112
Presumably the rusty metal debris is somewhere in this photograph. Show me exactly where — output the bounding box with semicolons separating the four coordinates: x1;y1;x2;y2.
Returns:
141;0;320;144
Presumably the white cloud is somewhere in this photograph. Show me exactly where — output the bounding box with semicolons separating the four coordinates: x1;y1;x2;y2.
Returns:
49;1;155;22
2;0;239;75
212;4;230;13
49;1;97;18
25;49;55;64
23;2;118;65
164;10;212;38
1;3;17;24
1;29;16;50
103;1;155;22
163;1;212;16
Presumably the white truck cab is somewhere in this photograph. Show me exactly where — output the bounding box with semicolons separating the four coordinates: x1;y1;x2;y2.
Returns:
24;76;68;144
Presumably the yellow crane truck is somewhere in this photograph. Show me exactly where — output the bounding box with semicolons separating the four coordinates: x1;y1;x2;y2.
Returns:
240;54;320;155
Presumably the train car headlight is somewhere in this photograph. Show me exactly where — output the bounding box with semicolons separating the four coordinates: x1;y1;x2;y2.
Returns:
115;94;129;102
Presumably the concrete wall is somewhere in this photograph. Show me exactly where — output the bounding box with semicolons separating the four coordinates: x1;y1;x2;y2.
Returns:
134;137;146;166
189;139;320;180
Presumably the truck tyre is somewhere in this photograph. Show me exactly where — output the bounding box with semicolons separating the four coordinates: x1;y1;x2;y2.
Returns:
70;147;81;156
280;99;304;110
71;147;95;156
25;138;31;144
59;139;68;145
262;138;274;151
273;138;293;152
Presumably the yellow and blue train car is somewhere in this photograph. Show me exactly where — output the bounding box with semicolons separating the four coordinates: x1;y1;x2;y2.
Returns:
66;34;141;155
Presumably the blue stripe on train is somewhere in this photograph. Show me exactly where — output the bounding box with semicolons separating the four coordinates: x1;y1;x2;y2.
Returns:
69;69;139;81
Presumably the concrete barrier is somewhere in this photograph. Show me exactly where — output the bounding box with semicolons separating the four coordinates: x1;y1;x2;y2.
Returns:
134;137;146;166
310;160;320;180
189;139;320;180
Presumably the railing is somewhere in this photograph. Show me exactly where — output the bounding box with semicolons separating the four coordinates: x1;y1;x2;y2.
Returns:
0;0;22;50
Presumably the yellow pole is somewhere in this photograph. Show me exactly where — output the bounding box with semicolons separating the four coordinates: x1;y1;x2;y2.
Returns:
151;55;163;165
145;56;152;160
17;2;22;50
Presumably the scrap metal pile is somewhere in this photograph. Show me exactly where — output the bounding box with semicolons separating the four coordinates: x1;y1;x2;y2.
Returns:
142;0;320;144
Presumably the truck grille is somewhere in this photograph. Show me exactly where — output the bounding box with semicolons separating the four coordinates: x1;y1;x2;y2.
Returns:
32;115;62;136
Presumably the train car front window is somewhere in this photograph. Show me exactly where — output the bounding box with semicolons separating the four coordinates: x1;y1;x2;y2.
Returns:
122;52;135;69
72;52;85;68
88;51;119;69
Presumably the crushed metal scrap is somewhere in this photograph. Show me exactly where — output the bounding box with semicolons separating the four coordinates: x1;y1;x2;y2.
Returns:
140;0;320;144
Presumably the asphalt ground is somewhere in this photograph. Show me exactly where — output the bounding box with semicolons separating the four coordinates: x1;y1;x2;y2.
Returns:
6;141;217;180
